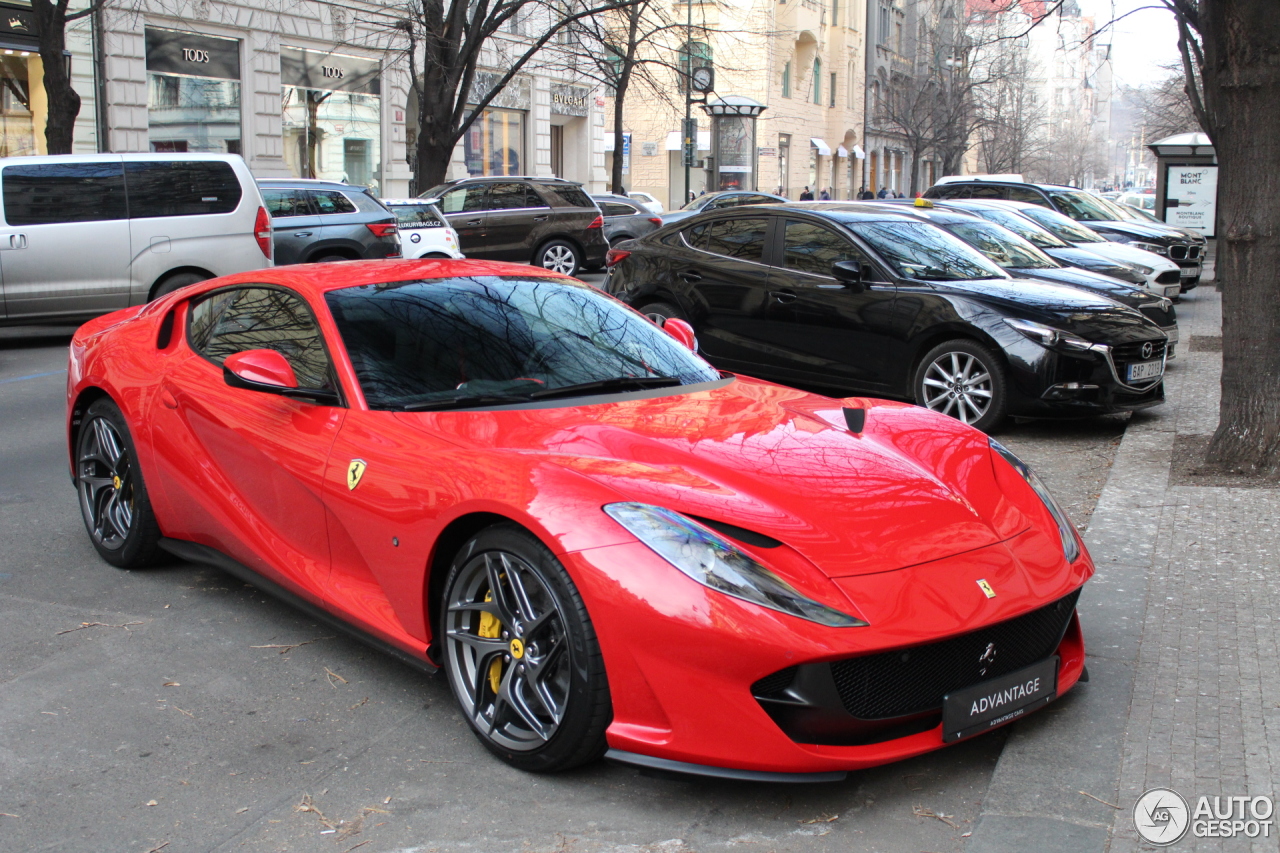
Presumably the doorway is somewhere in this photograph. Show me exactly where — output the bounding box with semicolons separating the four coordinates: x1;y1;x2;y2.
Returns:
550;125;564;178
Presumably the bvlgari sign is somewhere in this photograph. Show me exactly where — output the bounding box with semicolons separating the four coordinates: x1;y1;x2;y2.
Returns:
551;85;589;117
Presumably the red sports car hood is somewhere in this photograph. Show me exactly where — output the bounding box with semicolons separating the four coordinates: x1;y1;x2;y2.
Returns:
400;378;1026;578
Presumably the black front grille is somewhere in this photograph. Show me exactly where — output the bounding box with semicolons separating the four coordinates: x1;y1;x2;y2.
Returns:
1139;305;1174;328
751;666;798;697
1112;339;1167;364
1156;270;1181;285
828;590;1079;719
1188;245;1201;259
1168;245;1188;260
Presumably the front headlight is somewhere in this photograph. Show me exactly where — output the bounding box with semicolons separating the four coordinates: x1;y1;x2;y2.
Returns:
988;439;1080;562
603;503;866;628
1129;263;1154;276
1132;241;1168;255
1003;317;1095;352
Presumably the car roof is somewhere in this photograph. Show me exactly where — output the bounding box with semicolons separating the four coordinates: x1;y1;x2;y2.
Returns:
854;200;984;224
933;179;1082;192
258;178;368;192
734;201;925;223
591;193;642;204
380;198;438;206
433;176;585;186
191;259;577;298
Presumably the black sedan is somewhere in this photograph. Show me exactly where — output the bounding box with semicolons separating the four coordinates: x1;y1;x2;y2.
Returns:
605;203;1169;431
865;201;1179;356
660;191;788;226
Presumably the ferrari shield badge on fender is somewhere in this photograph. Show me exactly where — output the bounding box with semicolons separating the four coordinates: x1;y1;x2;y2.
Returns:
977;579;997;599
347;459;368;491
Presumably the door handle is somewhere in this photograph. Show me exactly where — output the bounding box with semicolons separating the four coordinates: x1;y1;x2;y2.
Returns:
678;270;703;283
293;231;313;237
9;234;26;249
532;215;548;222
769;290;798;303
464;219;483;226
159;387;178;409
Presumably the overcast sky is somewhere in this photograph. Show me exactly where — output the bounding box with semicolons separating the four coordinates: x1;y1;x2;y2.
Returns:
1077;0;1182;87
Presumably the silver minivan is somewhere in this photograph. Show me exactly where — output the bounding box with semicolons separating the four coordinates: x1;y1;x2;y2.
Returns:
0;153;272;324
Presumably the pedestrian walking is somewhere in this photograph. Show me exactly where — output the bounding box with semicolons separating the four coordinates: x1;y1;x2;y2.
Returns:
799;186;814;200
876;187;889;199
819;187;831;200
859;186;875;200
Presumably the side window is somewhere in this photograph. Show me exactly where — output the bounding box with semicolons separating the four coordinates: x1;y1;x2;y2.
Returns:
706;197;737;210
1007;186;1050;206
125;161;242;218
437;185;487;214
188;287;334;391
601;202;639;217
541;184;591;208
702;217;769;262
486;182;536;211
968;185;1007;200
2;162;128;225
741;195;779;206
309;190;358;215
683;223;709;250
262;189;312;218
928;185;966;200
782;220;865;276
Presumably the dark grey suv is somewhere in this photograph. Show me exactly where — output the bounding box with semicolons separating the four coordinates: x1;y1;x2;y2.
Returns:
258;178;400;265
419;176;607;276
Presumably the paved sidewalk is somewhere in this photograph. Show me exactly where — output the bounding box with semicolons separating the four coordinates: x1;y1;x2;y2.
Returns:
968;265;1280;850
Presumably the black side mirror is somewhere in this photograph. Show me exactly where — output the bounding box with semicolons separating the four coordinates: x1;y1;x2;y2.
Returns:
831;260;867;291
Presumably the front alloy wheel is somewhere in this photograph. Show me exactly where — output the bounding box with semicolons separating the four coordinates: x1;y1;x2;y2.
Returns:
914;340;1007;432
76;398;163;567
537;241;581;276
442;525;609;771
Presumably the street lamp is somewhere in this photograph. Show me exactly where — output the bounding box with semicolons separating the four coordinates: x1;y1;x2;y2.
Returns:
702;96;767;192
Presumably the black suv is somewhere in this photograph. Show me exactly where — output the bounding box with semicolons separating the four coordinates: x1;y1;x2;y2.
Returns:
418;176;607;277
258;179;400;265
605;203;1168;431
922;179;1207;289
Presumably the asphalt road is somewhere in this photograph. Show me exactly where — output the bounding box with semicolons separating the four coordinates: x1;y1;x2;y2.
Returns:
0;319;1122;853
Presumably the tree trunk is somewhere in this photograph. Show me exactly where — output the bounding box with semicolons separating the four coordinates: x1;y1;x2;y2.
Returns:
32;0;80;155
1203;0;1280;474
610;70;631;194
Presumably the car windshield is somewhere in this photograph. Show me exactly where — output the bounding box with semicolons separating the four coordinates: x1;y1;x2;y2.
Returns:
1016;205;1107;243
390;204;446;228
1048;190;1123;222
680;195;712;211
1097;196;1146;221
844;220;1007;281
325;276;719;411
965;206;1070;248
945;222;1058;270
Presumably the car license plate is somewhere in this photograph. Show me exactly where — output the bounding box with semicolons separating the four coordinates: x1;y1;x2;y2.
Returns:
942;656;1058;742
1127;360;1164;382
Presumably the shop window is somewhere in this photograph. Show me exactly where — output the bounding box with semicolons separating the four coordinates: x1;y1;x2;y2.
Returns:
813;58;822;104
145;29;242;155
782;61;792;98
464;108;526;177
281;47;383;192
0;14;97;157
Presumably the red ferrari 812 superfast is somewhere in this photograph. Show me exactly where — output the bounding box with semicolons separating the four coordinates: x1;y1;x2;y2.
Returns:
67;259;1091;781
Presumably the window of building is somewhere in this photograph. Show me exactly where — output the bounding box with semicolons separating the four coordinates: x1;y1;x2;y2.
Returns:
813;58;822;104
831;0;839;25
878;4;890;44
464;108;526;177
782;61;792;98
0;10;97;156
145;28;242;155
829;72;836;107
895;21;903;53
281;47;382;192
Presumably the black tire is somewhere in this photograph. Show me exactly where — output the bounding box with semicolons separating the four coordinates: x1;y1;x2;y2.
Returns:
312;253;353;263
151;271;209;301
535;240;582;277
637;301;686;326
912;339;1008;432
440;524;610;772
424;252;452;259
75;398;164;568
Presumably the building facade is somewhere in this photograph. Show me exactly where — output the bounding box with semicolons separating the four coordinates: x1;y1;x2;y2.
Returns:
608;0;867;209
2;0;608;197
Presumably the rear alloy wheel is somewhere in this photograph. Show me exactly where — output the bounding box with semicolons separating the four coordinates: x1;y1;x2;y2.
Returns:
914;339;1008;432
75;398;164;568
442;525;610;772
536;240;581;277
638;301;686;326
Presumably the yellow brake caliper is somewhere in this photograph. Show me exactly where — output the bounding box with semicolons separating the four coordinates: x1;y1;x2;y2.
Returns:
478;591;503;694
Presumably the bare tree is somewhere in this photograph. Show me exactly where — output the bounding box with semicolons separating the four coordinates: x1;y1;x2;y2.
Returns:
1033;111;1104;186
395;0;641;191
30;0;98;153
1156;0;1280;475
1121;67;1201;141
971;43;1046;174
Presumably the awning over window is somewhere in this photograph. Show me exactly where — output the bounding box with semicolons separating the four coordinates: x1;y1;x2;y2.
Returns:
836;145;848;158
664;130;712;151
810;138;831;156
852;144;866;159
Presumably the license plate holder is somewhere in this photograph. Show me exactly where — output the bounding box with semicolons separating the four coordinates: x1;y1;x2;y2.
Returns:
942;656;1058;743
1127;360;1164;382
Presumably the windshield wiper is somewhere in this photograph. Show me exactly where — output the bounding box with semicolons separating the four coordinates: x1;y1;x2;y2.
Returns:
401;392;536;412
528;375;683;401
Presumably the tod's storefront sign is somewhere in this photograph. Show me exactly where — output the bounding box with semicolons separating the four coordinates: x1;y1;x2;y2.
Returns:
145;28;241;80
281;47;380;95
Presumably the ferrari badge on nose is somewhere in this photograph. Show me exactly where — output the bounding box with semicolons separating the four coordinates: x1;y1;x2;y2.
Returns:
347;459;368;491
977;579;997;599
